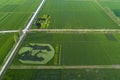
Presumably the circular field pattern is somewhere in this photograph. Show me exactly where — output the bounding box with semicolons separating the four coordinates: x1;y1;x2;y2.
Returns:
18;43;55;64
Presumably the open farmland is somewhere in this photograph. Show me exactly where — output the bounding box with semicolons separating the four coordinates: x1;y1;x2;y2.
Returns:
1;0;120;79
32;0;119;29
0;0;41;30
3;69;120;80
0;33;16;66
10;32;120;66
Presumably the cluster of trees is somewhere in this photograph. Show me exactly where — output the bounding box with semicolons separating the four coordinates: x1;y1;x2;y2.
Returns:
35;14;50;29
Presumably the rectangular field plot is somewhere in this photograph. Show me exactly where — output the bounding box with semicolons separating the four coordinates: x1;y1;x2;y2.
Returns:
12;32;120;66
0;0;41;30
0;33;16;66
32;0;119;29
3;69;120;80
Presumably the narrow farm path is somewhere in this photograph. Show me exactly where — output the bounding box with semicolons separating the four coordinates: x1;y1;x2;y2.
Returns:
10;65;120;69
28;29;120;33
0;30;19;33
1;29;120;34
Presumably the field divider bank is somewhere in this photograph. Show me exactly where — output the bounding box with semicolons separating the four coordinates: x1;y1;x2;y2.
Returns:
0;30;19;33
28;29;120;33
1;29;120;34
0;0;46;79
9;65;120;69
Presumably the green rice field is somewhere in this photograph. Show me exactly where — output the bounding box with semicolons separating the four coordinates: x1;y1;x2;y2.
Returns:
3;69;120;80
11;32;120;65
33;0;119;29
0;0;41;30
0;33;16;66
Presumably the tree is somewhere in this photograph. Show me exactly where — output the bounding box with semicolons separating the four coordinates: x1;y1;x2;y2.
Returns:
36;21;41;29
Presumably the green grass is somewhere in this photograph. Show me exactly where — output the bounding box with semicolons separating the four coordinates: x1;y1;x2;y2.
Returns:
33;0;119;29
0;0;41;30
11;32;120;65
3;69;120;80
0;33;16;65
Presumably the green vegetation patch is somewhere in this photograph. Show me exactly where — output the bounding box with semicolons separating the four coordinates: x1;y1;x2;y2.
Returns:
113;9;120;17
0;33;15;65
34;14;51;29
18;43;55;64
63;69;120;80
3;69;120;80
0;5;18;12
105;33;117;41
